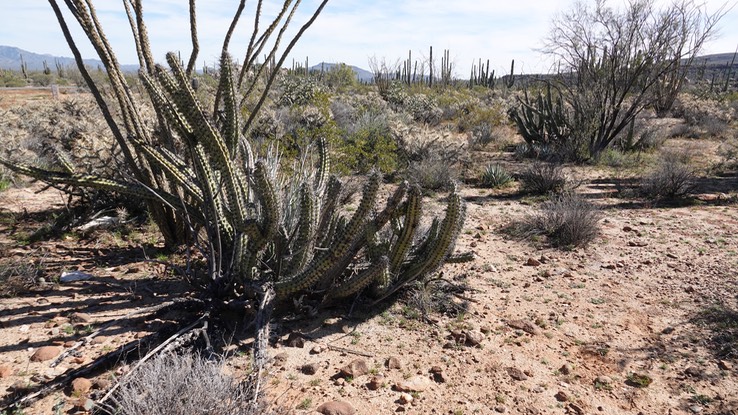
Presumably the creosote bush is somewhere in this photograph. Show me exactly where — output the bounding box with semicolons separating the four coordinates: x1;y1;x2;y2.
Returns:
519;162;567;195
524;193;601;248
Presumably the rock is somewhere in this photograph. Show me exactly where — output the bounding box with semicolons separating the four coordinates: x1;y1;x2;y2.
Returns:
465;330;485;346
272;352;288;367
558;364;572;375
506;367;528;381
395;375;432;392
525;257;541;267
284;332;306;348
595;375;612;385
340;359;369;378
661;326;675;334
568;403;585;415
684;367;704;378
689;405;703;413
554;391;569;402
628;240;648;247
71;377;92;395
69;312;91;323
317;400;356;415
717;360;731;371
494;406;506;413
94;378;111;390
398;393;413;404
310;345;324;354
301;363;319;375
386;356;402;370
60;271;93;283
430;366;446;383
0;365;12;378
507;320;540;335
367;375;384;390
74;398;95;411
334;377;345;386
30;346;61;362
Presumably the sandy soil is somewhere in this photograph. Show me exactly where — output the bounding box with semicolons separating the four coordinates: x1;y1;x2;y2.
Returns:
1;154;737;415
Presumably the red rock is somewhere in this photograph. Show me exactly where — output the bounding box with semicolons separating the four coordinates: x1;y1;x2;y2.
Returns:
317;400;356;415
30;346;61;362
71;377;92;395
340;359;368;378
394;375;432;392
0;365;12;378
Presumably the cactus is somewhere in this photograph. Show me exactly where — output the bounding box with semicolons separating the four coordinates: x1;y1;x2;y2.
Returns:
508;83;570;149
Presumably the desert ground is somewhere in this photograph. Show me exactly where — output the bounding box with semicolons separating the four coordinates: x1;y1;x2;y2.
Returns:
0;85;737;415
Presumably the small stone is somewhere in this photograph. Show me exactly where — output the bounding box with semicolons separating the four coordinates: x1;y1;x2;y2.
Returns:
506;367;528;381
69;312;91;323
301;363;319;375
334;377;345;386
430;366;446;383
398;393;413;404
465;330;485;346
367;375;384;390
317;400;356;415
717;360;731;371
310;345;324;355
684;367;704;378
507;320;540;335
285;332;306;348
662;327;675;334
272;352;288;367
94;378;111;390
595;375;612;385
386;356;402;370
71;377;92;395
74;398;94;411
558;364;572;375
0;365;12;378
689;405;703;413
568;403;585;415
525;257;541;267
554;391;569;402
494;406;506;413
30;346;61;362
628;240;648;247
340;359;369;378
395;375;432;392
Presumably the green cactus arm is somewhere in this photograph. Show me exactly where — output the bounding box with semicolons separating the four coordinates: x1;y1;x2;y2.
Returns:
282;182;316;276
313;136;330;195
218;52;240;155
328;256;389;299
389;185;421;274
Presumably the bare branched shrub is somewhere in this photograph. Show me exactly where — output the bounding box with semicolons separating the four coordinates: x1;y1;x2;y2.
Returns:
114;353;269;415
406;158;458;191
524;193;601;248
0;256;45;297
519;162;567;195
405;277;469;319
640;154;697;200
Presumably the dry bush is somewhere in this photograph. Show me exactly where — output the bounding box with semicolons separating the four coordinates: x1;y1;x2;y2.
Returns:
0;256;45;297
671;93;734;138
524;193;601;248
114;352;272;415
640;154;697;200
519;162;568;195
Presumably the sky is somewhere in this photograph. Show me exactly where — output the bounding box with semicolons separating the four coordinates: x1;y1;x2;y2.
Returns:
1;0;736;77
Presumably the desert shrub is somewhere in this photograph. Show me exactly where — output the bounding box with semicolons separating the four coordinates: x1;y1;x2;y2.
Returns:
671;93;734;138
480;164;513;188
114;352;267;415
382;82;442;125
0;256;45;297
405;277;470;318
322;63;357;91
519;162;567;195
524;193;601;248
640;154;697;200
406;158;457;191
277;74;324;107
337;109;398;174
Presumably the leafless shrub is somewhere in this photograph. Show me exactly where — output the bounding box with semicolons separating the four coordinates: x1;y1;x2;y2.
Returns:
640;154;697;200
524;193;601;248
114;352;271;415
519;162;567;195
406;158;458;191
0;256;45;297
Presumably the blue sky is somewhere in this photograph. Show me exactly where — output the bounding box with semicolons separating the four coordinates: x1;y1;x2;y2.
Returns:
1;0;736;76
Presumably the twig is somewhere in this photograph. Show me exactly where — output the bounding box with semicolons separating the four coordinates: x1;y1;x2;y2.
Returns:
325;344;374;358
97;313;208;405
249;284;275;411
50;298;193;368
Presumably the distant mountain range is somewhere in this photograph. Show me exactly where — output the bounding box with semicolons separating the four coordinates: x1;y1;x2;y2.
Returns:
309;62;374;82
0;45;139;72
0;46;375;81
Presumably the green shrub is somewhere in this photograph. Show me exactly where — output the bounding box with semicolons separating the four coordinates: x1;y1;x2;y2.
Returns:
337;110;398;174
480;164;513;188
